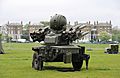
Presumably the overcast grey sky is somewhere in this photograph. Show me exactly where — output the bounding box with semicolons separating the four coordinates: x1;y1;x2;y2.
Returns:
0;0;120;26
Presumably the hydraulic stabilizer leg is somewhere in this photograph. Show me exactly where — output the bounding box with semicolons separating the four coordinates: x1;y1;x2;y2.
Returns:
83;54;90;70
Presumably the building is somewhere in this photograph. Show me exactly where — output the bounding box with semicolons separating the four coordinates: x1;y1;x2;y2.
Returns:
92;21;112;41
27;21;44;41
74;21;93;42
27;21;44;33
1;20;112;42
6;21;23;40
1;24;10;41
74;21;112;42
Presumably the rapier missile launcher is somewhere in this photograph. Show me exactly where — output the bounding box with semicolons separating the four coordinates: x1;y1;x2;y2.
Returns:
30;14;90;71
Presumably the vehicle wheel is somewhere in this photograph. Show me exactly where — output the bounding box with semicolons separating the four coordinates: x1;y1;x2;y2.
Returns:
72;60;83;71
38;56;43;70
32;53;43;70
32;53;37;68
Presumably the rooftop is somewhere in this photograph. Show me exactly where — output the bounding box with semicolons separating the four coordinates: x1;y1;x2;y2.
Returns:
95;23;112;26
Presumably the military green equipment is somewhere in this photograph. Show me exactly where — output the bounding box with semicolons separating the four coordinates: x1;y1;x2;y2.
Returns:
30;14;90;71
105;44;119;54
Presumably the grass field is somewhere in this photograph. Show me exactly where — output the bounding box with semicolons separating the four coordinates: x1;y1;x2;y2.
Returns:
0;43;120;78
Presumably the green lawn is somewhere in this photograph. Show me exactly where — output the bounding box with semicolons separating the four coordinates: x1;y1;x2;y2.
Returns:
0;43;120;78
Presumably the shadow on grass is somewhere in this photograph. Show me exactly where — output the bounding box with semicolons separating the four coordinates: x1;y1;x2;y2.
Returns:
44;66;77;72
95;68;110;71
43;66;111;72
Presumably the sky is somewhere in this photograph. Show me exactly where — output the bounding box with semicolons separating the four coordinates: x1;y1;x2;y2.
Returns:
0;0;120;26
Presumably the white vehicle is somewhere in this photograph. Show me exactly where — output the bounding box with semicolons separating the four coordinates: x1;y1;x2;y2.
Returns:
17;39;26;43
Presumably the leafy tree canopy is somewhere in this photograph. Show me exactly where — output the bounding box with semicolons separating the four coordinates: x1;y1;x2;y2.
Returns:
99;31;111;42
40;21;49;26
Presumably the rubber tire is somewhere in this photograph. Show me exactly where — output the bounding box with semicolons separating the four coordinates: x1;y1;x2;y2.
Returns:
32;53;43;70
32;53;37;68
72;60;83;71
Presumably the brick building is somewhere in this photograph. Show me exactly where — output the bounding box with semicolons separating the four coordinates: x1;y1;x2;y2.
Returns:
27;21;44;41
92;21;112;41
75;21;112;42
27;21;44;33
1;21;112;42
6;21;23;40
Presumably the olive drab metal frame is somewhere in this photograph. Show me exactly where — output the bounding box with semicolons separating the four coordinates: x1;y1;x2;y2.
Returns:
30;14;90;71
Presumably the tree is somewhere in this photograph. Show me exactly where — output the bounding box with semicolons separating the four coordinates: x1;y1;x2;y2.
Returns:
99;31;111;42
112;27;120;42
112;33;120;42
21;30;30;41
6;35;12;43
21;24;30;41
40;21;49;26
0;34;5;54
24;24;29;30
117;34;120;42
